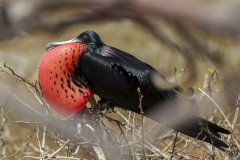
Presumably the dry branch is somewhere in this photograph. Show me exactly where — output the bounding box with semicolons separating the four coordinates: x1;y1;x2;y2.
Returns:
0;0;239;159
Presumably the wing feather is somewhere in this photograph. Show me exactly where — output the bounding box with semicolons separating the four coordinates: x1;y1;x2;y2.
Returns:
80;47;177;112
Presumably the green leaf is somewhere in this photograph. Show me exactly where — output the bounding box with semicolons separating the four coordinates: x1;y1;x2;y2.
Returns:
180;68;184;73
208;67;215;74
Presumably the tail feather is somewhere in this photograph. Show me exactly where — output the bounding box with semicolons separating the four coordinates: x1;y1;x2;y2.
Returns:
142;97;231;152
171;116;230;149
198;117;230;134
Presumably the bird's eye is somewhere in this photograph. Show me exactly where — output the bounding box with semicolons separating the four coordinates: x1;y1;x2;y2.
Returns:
82;36;88;40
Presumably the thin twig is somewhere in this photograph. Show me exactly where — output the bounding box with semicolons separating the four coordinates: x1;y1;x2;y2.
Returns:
231;91;240;131
198;87;231;127
10;120;44;124
47;139;71;159
8;92;45;116
2;129;35;160
101;120;122;160
1;63;41;96
170;132;178;160
0;101;6;158
137;87;145;159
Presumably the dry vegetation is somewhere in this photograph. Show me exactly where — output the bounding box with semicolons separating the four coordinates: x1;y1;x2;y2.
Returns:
0;0;240;159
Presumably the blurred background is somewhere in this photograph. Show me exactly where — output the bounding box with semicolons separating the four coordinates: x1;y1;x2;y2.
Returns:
0;0;240;159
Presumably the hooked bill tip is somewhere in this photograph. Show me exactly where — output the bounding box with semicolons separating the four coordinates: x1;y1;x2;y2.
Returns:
46;43;59;51
46;38;81;51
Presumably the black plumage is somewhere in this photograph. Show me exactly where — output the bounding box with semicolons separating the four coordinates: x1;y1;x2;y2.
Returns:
47;30;230;151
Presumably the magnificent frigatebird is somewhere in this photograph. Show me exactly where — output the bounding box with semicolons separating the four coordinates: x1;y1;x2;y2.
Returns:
39;30;230;151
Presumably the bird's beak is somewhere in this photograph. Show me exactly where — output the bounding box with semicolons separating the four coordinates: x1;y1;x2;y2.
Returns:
46;38;82;51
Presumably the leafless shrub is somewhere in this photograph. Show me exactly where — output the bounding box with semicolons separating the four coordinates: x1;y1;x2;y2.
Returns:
0;0;240;159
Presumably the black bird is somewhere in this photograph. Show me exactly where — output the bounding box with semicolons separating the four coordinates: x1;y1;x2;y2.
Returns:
45;30;230;151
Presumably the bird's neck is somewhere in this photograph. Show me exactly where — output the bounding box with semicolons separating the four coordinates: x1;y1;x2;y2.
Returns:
88;42;106;53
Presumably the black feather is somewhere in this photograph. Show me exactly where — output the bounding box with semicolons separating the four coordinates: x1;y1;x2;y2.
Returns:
73;31;231;151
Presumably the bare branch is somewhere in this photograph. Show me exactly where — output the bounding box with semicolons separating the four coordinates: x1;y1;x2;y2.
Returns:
137;87;145;159
47;139;71;159
198;87;231;127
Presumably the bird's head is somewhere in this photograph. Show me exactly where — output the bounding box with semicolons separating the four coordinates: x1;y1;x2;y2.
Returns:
39;41;93;116
76;30;105;52
76;30;103;44
46;31;105;53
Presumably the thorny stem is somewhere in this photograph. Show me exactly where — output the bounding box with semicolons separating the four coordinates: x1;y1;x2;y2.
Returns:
137;87;145;159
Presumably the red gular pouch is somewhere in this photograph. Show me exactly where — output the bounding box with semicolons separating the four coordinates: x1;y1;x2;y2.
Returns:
38;42;93;116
